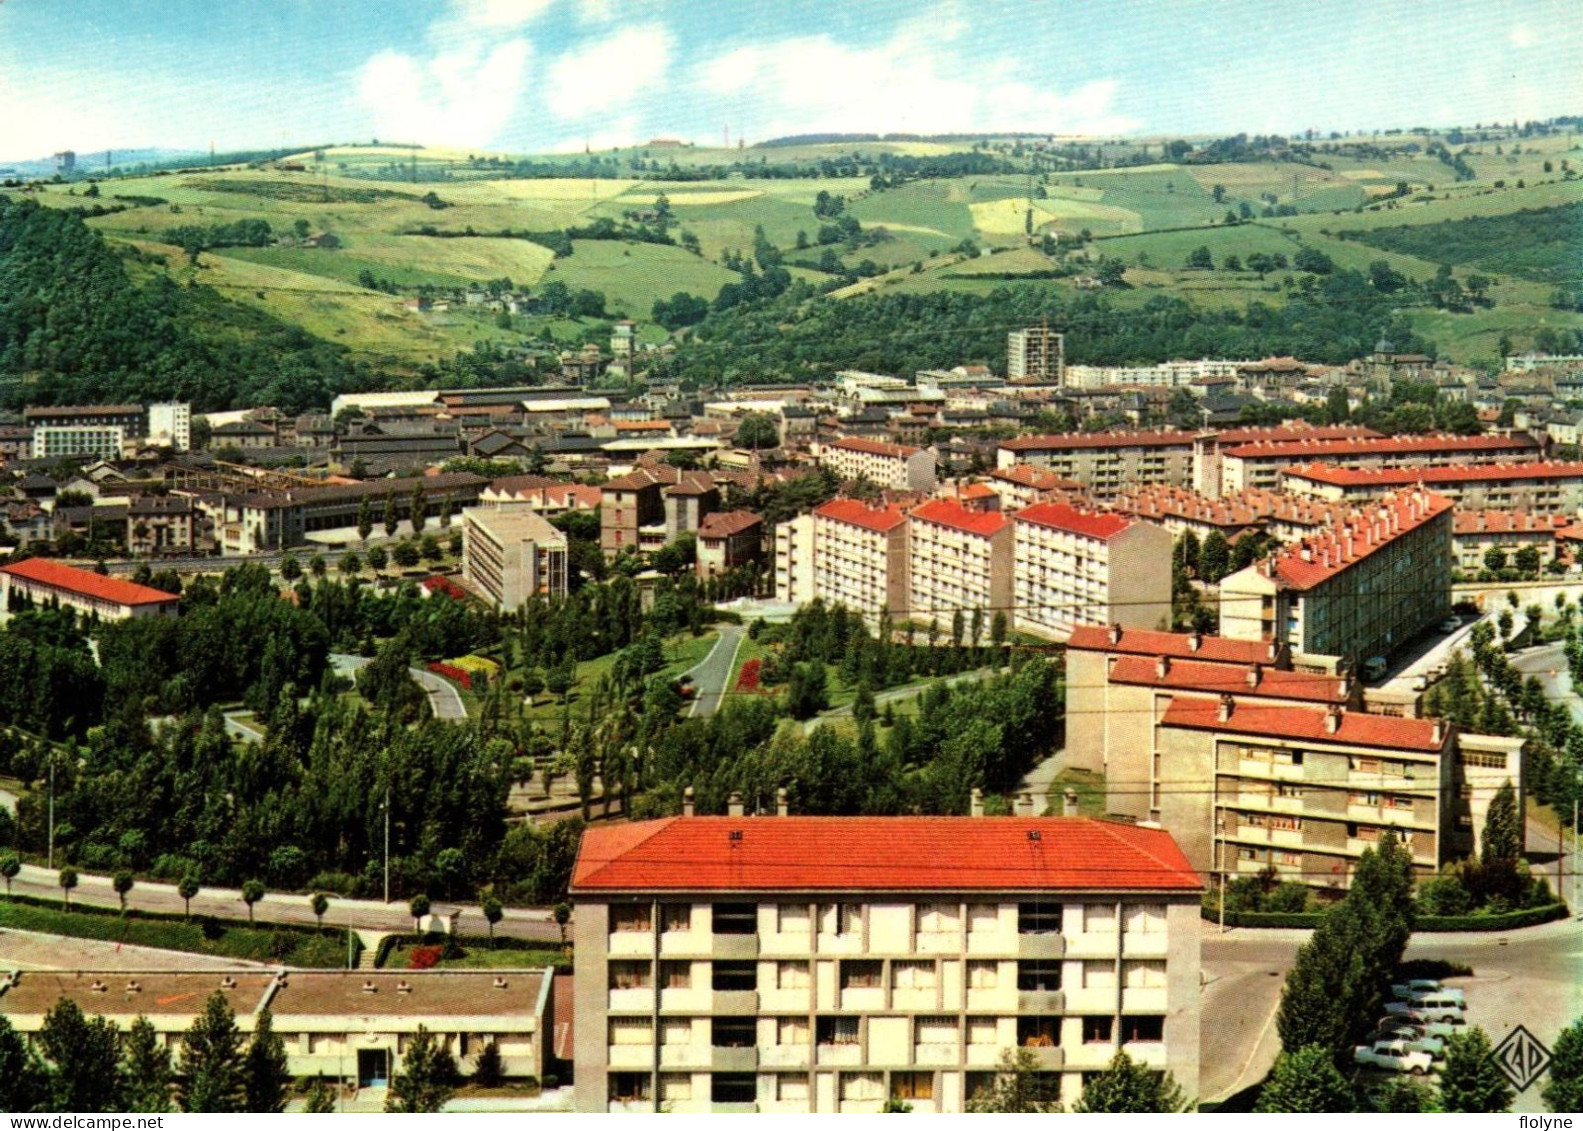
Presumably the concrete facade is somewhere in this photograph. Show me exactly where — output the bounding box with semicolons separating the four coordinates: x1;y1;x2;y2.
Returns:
461;506;569;612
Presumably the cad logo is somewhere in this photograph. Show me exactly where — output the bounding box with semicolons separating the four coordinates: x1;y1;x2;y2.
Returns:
1494;1025;1552;1092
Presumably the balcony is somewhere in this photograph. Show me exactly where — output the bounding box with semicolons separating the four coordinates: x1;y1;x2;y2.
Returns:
608;930;654;957
1123;988;1168;1012
711;990;759;1014
1018;989;1065;1014
817;932;863;955
659;1045;710;1069
1018;933;1066;960
608;988;654;1012
659;987;710;1012
915;931;964;955
1015;1045;1064;1071
966;930;1014;956
1238;758;1304;782
659;930;707;956
608;1100;656;1114
1121;1042;1167;1069
1064;986;1116;1013
914;1043;961;1067
761;931;813;957
816;1043;864;1067
712;1102;757;1114
892;987;938;1011
608;1045;654;1069
967;1043;1006;1067
840;987;886;1011
1122;933;1169;958
710;1046;758;1072
760;1044;812;1069
1063;932;1119;959
760;987;811;1013
712;934;759;959
965;985;1017;1011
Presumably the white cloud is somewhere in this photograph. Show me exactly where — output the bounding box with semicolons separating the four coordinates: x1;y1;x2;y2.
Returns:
696;21;1136;140
1510;24;1536;47
546;23;674;121
356;38;532;148
457;0;556;31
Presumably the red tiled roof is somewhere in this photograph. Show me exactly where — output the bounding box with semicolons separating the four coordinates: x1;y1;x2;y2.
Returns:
1223;432;1537;460
958;483;998;500
999;424;1377;454
1284;460;1583;487
1260;490;1453;590
1107;655;1349;704
1067;624;1278;665
991;464;1082;492
911;498;1009;537
814;498;908;533
1452;509;1567;536
697;510;763;539
830;436;919;458
1;558;180;607
1015;502;1132;539
1160;698;1446;752
572;817;1202;893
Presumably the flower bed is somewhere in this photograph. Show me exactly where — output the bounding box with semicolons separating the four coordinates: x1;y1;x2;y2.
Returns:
427;661;472;690
423;575;467;601
734;658;762;693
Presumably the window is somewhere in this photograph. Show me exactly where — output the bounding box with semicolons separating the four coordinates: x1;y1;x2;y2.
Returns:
1124;905;1167;934
1268;815;1302;831
1017;1017;1060;1048
817;1017;861;1046
660;903;691;933
661;1020;692;1046
1277;784;1305;799
1237;846;1259;861
966;1072;997;1102
1082;961;1117;989
967;1017;999;1046
713;902;757;935
1386;795;1415;810
1355;757;1380;774
1124;961;1167;988
659;1075;692;1102
1275;850;1301;867
821;902;862;935
777;961;811;990
610;904;652;933
841;960;883;989
777;904;811;934
1083;904;1117;933
1083;1016;1115;1044
608;961;650;990
892;1072;934;1100
711;1018;755;1049
967;903;1001;933
610;1072;651;1102
840;1073;884;1102
966;960;998;989
916;1017;958;1046
711;1073;756;1104
1122;1015;1165;1044
894;961;937;990
1018;901;1063;934
610;1018;652;1045
712;962;757;992
1017;961;1062;992
776;1075;809;1102
1464;751;1508;770
660;962;691;990
1350;791;1381;806
777;1018;810;1047
1243;746;1274;764
918;902;959;934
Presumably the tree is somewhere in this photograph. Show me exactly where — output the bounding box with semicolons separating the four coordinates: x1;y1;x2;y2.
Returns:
339;551;361;575
114;869;135;913
0;851;19;895
384;1025;457;1113
0;1014;48;1113
1515;546;1542;576
310;892;330;930
1481;779;1521;864
554;900;572;947
178;871;200;917
483;896;503;946
357;497;373;543
309;553;327;579
1186;245;1214;270
410;481;428;535
241;879;265;923
1440;1028;1513;1112
39;998;124;1111
179;991;247;1113
366;544;388;574
735;412;780;450
965;1048;1062;1112
786;661;829;719
1254;1045;1354;1112
1074;1050;1189;1112
279;554;301;582
384;491;400;538
472;1040;504;1088
392;540;420;569
1198;530;1231;583
243;1008;290;1113
121;1016;174;1112
1484;547;1509;575
410;893;431;932
1543;1017;1583;1114
304;1080;338;1113
58;865;78;909
1369;1076;1437;1113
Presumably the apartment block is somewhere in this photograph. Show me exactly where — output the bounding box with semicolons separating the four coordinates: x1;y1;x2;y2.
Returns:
1006;326;1066;385
1219;490;1454;666
987;465;1084;511
821;437;937;493
217;473;486;555
1215;432;1539;495
803;499;910;620
24;404;145;437
774;513;817;605
461;506;569;612
907;499;1013;628
696;510;764;580
1281;461;1583;514
1452;509;1566;573
147;402;192;451
571;814;1202;1113
126;495;196;557
1011;503;1171;641
32;425;125;461
601;466;718;557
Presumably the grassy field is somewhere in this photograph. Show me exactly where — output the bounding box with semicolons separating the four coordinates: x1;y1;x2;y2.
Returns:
549;240;741;317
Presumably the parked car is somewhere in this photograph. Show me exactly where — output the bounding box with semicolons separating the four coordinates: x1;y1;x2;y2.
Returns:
1439;616;1461;633
1397;987;1466;1008
1390;979;1443;998
1386;996;1464;1023
1378;1013;1457;1039
1368;1024;1445;1059
1355;1041;1434;1075
1362;656;1389;681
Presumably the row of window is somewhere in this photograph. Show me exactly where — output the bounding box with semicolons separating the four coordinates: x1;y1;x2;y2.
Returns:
609;958;1167;994
611;902;1162;937
611;1014;1166;1053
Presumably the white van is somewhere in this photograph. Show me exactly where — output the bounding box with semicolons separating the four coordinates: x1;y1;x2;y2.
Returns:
1362;656;1389;682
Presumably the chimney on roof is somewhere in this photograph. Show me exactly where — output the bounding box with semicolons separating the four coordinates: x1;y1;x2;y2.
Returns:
1431;719;1445;745
1063;790;1079;817
776;787;789;817
1247;663;1261;688
1156;655;1170;679
682;786;695;818
970;787;984;817
1017;791;1036;817
1325;706;1342;734
1300;545;1313;563
727;791;745;818
1108;621;1122;645
1218;694;1234;722
1188;629;1202;653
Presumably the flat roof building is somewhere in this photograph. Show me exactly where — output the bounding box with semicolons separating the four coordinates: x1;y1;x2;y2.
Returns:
461;506;569;612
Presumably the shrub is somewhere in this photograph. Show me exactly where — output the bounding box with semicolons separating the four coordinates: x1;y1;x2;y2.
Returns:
1264;883;1310;914
409;944;444;970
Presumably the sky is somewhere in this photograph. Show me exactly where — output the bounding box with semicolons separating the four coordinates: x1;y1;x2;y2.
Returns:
1;0;1579;161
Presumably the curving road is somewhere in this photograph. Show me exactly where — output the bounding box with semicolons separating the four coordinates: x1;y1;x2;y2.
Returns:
684;626;744;719
331;653;467;722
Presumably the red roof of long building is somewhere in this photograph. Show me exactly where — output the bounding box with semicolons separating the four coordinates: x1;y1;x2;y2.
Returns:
0;558;180;607
1066;624;1279;665
991;464;1083;492
572;817;1203;892
1000;423;1377;453
1284;460;1583;487
911;498;1009;537
1015;502;1133;539
813;497;908;533
1160;698;1446;752
1259;490;1452;590
1452;509;1568;536
1223;432;1537;460
1107;654;1349;704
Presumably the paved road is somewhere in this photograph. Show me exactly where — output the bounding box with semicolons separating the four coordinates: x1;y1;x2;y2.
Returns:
331;653;467;722
684;626;744;719
1201;918;1583;1109
2;861;561;944
804;666;999;734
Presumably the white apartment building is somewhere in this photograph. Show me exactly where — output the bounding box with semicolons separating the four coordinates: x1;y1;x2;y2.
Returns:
1007;326;1066;385
804;499;910;620
820;437;937;493
907;499;1013;629
147;402;192;451
32;425;125;461
774;512;817;606
461;506;569;612
1063;359;1241;390
1011;503;1172;641
571;813;1202;1114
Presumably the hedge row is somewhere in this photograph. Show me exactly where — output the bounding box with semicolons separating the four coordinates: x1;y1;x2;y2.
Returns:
1202;902;1569;931
374;931;569;970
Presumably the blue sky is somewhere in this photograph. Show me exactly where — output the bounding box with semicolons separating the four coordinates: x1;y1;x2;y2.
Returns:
1;0;1578;160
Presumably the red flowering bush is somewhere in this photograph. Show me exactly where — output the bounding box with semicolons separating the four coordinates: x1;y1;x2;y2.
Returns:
409;944;443;970
427;661;472;690
734;658;762;693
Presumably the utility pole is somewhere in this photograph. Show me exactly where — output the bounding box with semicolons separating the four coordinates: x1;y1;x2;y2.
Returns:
383;785;391;904
46;750;55;870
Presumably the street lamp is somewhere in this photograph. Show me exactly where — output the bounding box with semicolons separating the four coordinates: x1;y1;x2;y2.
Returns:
46;748;55;870
382;785;391;905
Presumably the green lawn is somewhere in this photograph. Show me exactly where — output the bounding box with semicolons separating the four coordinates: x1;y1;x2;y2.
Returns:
383;942;564;970
522;630;719;723
1048;767;1106;818
547;240;741;316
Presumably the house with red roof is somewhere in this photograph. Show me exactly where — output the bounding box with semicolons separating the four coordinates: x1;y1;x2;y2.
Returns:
0;558;180;622
570;810;1202;1113
1010;503;1171;641
820;436;937;493
907;498;1013;627
695;510;764;580
791;498;911;620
